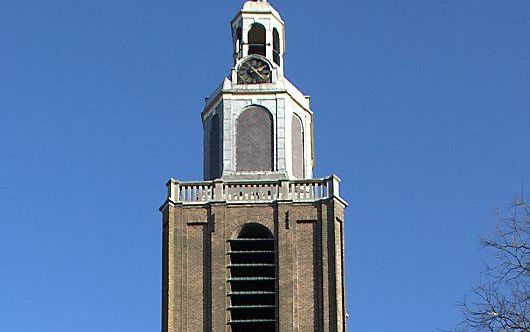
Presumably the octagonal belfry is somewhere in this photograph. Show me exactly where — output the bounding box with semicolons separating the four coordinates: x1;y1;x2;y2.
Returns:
202;0;314;182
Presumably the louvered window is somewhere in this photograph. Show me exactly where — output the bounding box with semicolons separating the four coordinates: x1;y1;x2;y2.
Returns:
228;224;276;331
291;114;304;179
236;106;273;172
209;114;221;179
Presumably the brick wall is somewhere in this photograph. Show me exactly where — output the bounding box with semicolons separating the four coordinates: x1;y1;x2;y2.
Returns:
161;197;346;332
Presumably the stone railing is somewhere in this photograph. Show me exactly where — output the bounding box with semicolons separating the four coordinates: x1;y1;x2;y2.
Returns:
165;176;341;204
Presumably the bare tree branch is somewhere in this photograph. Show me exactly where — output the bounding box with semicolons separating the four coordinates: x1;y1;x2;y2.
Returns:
454;199;530;332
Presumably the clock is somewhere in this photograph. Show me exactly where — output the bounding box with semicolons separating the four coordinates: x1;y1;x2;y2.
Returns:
237;58;272;84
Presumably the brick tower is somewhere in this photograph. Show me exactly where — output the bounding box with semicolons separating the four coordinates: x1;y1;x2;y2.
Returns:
160;1;348;331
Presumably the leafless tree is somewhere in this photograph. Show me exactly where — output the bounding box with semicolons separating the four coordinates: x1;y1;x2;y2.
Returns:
456;198;530;331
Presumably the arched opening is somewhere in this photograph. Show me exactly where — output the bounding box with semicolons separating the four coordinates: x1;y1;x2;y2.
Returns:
273;28;281;65
228;223;276;331
236;106;273;172
291;114;304;179
248;23;266;56
235;27;243;58
209;114;220;179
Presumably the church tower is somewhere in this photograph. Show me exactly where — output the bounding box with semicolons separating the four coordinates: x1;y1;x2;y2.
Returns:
160;1;348;331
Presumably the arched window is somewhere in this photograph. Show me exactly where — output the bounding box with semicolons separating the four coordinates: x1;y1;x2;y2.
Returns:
209;114;221;179
273;28;281;65
291;114;304;179
236;106;273;172
248;23;266;56
228;223;276;331
235;27;243;57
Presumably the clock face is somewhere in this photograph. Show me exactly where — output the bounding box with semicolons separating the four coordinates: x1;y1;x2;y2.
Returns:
237;58;272;84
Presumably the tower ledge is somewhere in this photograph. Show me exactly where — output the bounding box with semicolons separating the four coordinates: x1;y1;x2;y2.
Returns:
160;175;346;209
203;77;311;119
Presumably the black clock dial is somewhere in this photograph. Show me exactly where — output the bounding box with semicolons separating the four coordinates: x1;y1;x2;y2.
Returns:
237;58;271;84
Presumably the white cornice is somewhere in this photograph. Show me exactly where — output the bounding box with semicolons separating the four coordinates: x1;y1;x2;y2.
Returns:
202;76;311;119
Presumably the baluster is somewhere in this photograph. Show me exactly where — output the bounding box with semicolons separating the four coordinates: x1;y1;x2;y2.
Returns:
297;184;301;199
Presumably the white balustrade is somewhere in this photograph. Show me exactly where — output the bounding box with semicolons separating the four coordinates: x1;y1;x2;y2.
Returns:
290;180;329;200
178;183;213;203
223;182;280;202
167;177;337;204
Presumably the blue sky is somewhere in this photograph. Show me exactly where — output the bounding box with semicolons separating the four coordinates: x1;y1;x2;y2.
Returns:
1;1;529;331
